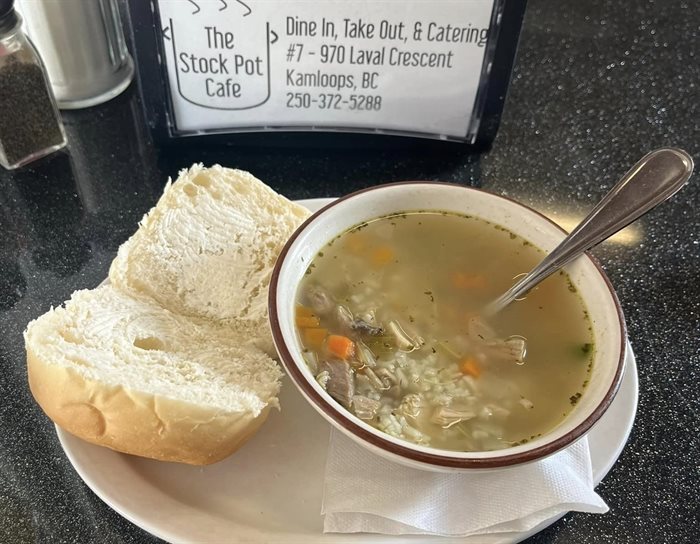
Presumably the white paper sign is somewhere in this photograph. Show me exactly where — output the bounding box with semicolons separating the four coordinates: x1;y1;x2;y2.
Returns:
157;0;496;138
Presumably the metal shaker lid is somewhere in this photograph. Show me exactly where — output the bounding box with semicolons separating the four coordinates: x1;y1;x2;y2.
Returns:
0;0;18;34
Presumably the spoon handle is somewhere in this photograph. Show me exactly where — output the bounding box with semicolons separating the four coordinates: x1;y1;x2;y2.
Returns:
488;147;694;314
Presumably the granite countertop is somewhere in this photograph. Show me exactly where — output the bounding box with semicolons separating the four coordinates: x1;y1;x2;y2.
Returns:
1;0;698;542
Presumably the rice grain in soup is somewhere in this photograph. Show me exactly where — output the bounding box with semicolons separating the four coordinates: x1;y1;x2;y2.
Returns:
294;211;594;452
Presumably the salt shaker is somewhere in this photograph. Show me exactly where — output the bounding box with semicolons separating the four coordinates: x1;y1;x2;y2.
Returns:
0;0;66;170
16;0;134;109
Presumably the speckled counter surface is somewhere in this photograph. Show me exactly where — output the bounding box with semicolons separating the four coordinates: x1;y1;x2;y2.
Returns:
0;0;698;542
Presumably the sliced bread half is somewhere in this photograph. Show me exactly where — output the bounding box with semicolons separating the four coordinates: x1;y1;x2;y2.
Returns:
109;165;310;339
25;285;283;465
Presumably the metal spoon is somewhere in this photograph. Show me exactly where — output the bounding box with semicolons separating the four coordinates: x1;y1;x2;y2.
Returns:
487;147;694;315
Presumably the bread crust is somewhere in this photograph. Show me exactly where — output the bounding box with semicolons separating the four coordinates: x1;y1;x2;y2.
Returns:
27;347;271;465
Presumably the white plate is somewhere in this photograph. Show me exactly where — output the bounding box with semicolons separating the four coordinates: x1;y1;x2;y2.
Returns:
55;198;639;544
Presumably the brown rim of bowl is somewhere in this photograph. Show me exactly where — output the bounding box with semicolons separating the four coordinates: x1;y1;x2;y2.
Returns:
269;181;627;469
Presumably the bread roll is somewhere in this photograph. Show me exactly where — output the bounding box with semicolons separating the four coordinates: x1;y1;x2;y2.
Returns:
26;286;282;464
24;166;310;464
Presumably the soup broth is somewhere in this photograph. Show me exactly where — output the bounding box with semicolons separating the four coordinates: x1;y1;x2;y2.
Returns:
295;212;593;452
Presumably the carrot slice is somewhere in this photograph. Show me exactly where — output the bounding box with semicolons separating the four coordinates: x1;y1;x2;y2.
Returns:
327;335;355;360
296;315;321;328
296;305;315;318
452;272;487;289
304;328;328;350
459;357;482;378
371;246;395;266
345;233;367;253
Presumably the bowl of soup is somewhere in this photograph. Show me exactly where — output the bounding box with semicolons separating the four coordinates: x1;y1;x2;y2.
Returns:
269;182;626;471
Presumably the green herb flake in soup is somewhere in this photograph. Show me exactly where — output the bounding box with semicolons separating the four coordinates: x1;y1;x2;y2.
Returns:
294;211;594;452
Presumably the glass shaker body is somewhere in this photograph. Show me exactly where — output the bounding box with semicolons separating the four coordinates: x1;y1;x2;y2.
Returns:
0;15;66;169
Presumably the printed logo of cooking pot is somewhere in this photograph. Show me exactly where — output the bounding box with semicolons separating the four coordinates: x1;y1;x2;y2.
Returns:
165;2;271;110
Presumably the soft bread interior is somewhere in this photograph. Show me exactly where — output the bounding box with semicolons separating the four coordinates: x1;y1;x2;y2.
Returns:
109;165;309;326
25;286;283;464
27;286;281;414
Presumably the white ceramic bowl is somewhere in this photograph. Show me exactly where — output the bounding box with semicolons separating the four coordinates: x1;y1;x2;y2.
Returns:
269;183;626;472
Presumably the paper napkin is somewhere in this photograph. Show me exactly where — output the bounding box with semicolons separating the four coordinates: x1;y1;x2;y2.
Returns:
322;429;608;537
